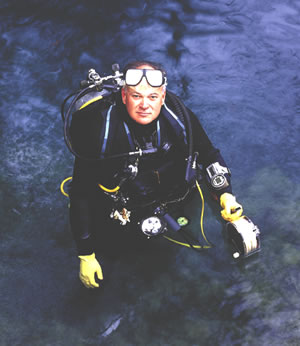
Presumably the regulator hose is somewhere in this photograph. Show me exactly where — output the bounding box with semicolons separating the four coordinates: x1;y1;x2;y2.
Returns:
165;91;194;183
165;91;193;155
63;85;97;158
61;89;81;123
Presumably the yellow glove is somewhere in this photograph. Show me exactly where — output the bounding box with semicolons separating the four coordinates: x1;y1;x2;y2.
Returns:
78;253;103;288
220;193;243;222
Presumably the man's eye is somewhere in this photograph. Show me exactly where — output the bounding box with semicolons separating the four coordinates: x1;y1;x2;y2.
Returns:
150;95;158;100
132;94;140;98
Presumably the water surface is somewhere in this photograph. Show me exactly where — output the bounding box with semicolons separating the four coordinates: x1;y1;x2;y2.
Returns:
0;1;300;345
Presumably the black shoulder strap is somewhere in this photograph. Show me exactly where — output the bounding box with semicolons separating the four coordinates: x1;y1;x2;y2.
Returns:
99;105;136;157
99;104;114;158
162;104;187;145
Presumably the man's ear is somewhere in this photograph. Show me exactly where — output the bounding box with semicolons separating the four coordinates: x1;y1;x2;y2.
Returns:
162;89;166;104
121;87;126;104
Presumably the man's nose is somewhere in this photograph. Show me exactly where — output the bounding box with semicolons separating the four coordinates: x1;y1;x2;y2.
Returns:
140;98;149;108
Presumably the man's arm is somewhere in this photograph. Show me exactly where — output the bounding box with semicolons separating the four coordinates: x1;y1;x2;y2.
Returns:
69;158;100;255
68;102;106;287
69;157;105;288
188;111;231;195
189;110;243;221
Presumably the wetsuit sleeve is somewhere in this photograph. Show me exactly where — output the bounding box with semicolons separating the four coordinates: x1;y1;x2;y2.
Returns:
68;102;106;255
69;158;102;255
188;110;233;198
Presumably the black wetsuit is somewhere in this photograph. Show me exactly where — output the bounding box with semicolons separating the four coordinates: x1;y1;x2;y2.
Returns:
68;92;232;255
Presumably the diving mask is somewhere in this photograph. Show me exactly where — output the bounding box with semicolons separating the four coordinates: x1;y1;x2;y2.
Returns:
125;69;167;87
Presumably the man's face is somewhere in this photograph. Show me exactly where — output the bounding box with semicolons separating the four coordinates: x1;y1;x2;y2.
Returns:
121;65;166;125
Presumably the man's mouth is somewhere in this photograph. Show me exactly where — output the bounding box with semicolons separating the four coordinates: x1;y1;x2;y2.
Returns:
137;112;151;116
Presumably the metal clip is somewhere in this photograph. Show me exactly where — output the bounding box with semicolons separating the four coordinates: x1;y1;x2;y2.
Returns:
110;208;131;225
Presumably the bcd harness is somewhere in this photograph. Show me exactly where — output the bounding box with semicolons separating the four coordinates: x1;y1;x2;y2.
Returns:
98;102;187;159
92;100;196;214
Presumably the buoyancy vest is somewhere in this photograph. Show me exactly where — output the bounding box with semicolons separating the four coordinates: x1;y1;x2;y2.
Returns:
98;102;187;158
95;101;190;208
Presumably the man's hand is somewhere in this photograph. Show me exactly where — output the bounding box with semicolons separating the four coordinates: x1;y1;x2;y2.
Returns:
78;253;103;288
220;193;243;222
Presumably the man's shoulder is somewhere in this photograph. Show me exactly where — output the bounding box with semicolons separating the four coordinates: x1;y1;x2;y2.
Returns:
164;91;201;126
76;98;112;115
74;89;123;117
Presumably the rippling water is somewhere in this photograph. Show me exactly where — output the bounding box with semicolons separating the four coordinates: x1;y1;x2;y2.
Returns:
1;1;300;345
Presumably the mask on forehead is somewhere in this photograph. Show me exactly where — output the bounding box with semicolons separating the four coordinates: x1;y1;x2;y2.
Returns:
125;69;167;88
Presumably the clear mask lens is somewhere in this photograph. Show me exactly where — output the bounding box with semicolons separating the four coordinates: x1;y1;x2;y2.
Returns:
125;69;164;87
145;70;164;87
125;69;143;85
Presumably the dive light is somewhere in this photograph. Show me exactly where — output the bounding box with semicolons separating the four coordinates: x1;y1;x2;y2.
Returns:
226;216;261;258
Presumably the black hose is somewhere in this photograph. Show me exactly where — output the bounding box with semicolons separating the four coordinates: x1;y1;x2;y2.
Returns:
165;91;194;183
165;91;193;157
179;228;215;252
62;83;121;160
61;89;81;122
63;85;97;158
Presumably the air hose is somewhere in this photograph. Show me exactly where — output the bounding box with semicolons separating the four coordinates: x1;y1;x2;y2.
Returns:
60;176;213;251
61;89;81;123
63;85;99;159
163;179;213;251
165;91;194;184
165;91;193;156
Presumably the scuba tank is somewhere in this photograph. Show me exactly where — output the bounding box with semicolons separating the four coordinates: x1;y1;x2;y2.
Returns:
61;64;124;159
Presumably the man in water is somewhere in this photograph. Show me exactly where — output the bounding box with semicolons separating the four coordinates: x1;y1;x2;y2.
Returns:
69;60;243;288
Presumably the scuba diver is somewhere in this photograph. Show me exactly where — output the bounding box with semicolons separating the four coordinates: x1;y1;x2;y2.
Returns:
65;60;243;288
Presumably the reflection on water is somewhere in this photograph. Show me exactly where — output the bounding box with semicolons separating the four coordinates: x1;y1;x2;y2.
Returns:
0;0;300;344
